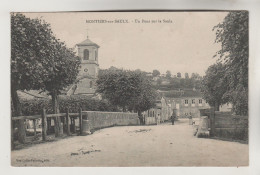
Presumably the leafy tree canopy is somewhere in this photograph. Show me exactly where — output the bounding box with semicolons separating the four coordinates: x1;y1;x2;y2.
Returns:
166;70;171;79
96;69;157;114
11;13;81;114
201;63;228;110
212;11;248;115
152;69;160;77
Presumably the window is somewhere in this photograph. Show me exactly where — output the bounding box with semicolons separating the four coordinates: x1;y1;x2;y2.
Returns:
199;99;202;104
90;81;93;88
184;100;188;104
192;99;195;104
83;49;89;60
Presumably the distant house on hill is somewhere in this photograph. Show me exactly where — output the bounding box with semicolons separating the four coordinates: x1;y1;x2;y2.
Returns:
161;78;170;85
108;66;119;71
164;89;210;118
161;74;166;77
145;72;153;77
152;76;160;81
219;103;233;112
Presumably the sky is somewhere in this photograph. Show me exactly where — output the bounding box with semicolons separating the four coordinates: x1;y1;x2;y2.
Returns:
23;12;228;76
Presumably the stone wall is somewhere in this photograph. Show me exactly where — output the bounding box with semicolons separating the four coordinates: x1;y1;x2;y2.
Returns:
82;111;139;131
199;109;248;141
214;112;248;141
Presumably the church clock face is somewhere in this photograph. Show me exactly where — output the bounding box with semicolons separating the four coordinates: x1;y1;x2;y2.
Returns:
84;68;88;72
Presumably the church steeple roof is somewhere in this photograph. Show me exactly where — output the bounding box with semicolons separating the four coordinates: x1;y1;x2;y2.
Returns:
76;37;100;48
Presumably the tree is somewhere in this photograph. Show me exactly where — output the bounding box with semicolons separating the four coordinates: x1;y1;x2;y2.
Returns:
191;73;200;80
201;63;228;111
96;69;157;115
11;13;56;142
166;70;171;79
170;77;180;88
11;13;80;139
42;40;80;136
185;73;189;79
156;78;162;86
177;72;181;78
213;11;248;115
152;69;160;77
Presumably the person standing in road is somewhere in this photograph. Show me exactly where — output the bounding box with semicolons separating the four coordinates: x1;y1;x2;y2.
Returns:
171;109;177;125
189;112;193;125
156;113;160;125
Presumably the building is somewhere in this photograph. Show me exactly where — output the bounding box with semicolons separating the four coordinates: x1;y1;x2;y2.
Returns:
143;96;172;125
165;89;210;118
219;103;233;112
65;36;100;96
17;36;100;98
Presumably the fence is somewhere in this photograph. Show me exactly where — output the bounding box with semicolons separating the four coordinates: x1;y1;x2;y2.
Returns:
199;108;248;141
11;108;139;149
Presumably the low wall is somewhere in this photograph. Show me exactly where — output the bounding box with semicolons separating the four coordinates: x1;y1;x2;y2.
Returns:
214;112;248;141
82;111;139;130
199;109;248;141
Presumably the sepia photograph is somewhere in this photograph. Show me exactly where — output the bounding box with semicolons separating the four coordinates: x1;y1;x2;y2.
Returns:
10;11;248;167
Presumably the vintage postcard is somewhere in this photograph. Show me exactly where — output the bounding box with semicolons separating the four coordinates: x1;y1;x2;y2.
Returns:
10;11;248;167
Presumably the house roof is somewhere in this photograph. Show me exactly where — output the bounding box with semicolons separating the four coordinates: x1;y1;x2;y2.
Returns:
76;38;100;48
162;89;203;98
17;90;49;99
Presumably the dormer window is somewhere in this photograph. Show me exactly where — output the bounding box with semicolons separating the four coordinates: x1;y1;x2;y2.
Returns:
83;49;89;60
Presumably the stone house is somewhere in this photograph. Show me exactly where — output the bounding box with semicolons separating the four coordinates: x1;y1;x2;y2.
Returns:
143;96;172;125
165;89;210;118
219;103;233;112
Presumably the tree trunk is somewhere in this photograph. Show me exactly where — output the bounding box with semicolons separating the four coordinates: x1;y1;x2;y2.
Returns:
214;102;220;111
137;111;143;125
122;106;126;112
33;119;37;137
47;118;52;135
51;92;62;137
11;87;26;144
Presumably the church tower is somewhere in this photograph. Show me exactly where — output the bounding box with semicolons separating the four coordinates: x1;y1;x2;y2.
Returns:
67;36;100;95
76;36;99;78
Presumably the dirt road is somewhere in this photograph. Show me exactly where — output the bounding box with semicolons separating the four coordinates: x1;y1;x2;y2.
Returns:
11;119;248;166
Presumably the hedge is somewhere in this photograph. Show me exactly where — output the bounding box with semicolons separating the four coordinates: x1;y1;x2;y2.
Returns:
16;95;119;116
